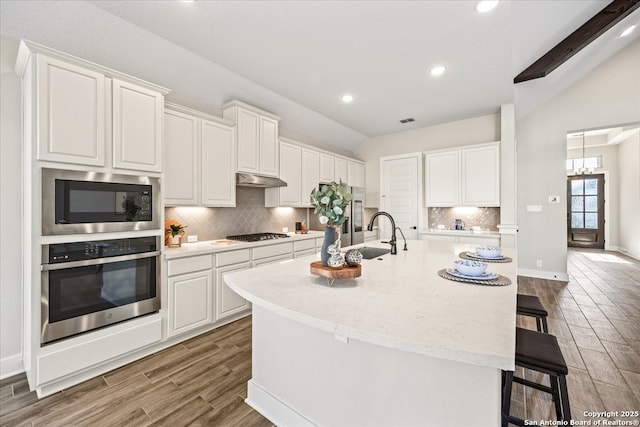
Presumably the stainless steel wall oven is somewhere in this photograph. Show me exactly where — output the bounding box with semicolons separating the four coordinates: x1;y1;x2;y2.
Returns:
42;168;160;235
41;236;161;344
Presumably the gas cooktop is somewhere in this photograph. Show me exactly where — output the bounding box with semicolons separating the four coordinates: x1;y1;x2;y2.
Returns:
226;232;290;242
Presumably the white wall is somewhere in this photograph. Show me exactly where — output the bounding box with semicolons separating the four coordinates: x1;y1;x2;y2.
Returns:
567;144;620;250
516;40;640;280
0;55;23;376
354;113;500;207
617;131;640;259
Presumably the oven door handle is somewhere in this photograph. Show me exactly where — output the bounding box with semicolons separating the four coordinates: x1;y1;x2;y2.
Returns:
41;251;161;271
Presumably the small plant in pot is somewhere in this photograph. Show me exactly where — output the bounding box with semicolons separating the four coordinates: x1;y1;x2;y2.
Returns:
165;219;187;247
310;181;352;266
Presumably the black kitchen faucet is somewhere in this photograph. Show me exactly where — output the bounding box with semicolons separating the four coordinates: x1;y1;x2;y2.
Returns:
367;211;398;255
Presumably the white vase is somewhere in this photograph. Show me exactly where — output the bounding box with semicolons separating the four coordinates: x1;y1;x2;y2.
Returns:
170;234;181;247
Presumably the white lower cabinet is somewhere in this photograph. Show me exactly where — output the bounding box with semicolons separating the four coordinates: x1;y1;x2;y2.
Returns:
167;271;213;338
294;239;315;258
215;249;252;321
252;242;293;267
420;233;500;246
216;262;251;320
166;254;214;338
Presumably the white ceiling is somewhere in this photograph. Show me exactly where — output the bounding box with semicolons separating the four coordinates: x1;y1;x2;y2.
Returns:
567;125;640;150
1;0;639;152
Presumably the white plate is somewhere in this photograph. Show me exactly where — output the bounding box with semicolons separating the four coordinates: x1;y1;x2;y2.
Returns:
446;268;499;281
467;252;505;260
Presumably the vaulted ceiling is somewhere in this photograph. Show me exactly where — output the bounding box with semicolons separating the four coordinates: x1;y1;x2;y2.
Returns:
1;1;638;152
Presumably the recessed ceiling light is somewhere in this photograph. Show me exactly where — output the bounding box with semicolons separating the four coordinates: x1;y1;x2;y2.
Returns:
430;65;446;77
341;94;354;104
476;1;499;13
182;0;195;3
619;24;636;38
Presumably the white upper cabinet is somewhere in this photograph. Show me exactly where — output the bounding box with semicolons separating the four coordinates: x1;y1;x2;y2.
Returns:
164;103;236;207
235;108;260;173
17;41;169;172
319;153;335;183
347;160;365;188
425;142;500;207
266;139;364;207
425;151;459;206
34;55;106;166
278;141;302;206
461;144;500;206
222;100;280;177
320;154;359;186
112;79;163;172
164;109;199;205
301;148;320;207
335;157;348;183
201;119;236;207
259;116;279;176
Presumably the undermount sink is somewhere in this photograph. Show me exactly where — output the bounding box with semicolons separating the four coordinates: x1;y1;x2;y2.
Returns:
358;247;391;259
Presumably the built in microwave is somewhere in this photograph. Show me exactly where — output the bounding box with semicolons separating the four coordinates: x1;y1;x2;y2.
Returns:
42;168;161;235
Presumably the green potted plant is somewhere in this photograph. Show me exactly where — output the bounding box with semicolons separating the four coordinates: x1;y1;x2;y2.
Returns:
310;181;352;266
165;221;187;247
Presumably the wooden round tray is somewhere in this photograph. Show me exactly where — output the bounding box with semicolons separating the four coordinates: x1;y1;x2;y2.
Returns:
310;261;361;286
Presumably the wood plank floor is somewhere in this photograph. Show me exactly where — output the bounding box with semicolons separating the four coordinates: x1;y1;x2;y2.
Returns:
513;248;640;424
0;316;273;427
1;248;639;426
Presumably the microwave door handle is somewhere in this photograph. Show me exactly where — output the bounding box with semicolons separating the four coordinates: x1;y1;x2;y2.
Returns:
41;251;161;271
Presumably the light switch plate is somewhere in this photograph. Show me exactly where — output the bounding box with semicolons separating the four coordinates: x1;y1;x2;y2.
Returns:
526;205;543;212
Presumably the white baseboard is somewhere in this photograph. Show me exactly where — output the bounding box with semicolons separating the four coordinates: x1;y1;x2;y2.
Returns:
517;268;569;282
1;354;24;380
615;247;640;261
246;380;316;427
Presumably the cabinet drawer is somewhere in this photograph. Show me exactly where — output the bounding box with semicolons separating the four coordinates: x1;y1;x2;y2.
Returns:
294;248;315;258
253;242;293;260
294;239;315;252
168;254;213;277
216;249;251;267
253;253;292;267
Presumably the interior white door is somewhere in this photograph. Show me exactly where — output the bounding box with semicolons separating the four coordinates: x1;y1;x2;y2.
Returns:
380;155;421;240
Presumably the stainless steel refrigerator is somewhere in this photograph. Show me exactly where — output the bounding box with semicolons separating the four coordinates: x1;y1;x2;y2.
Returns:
341;187;365;247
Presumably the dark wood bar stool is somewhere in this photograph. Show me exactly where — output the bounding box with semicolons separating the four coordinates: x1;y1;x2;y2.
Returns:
502;327;571;427
516;294;548;333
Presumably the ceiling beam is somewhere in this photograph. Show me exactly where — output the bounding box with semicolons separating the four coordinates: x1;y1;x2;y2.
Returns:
514;0;640;84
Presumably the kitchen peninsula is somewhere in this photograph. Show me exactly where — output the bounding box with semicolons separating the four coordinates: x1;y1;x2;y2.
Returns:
225;240;517;426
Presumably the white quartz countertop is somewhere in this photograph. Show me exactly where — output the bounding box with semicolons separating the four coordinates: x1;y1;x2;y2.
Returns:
225;240;517;370
421;229;500;237
164;231;324;259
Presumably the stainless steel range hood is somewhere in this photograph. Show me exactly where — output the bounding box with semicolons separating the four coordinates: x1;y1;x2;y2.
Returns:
236;172;287;188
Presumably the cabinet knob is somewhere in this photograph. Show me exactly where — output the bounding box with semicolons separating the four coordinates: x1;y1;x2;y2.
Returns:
410;226;417;230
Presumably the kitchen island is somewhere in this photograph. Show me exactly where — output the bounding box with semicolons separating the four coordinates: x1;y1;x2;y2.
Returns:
225;240;517;426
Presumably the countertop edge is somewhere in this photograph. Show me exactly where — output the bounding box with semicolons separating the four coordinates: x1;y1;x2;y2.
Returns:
164;231;324;259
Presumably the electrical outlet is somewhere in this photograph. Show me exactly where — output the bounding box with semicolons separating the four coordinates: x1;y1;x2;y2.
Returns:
187;235;197;243
282;227;289;233
527;205;543;212
536;260;542;268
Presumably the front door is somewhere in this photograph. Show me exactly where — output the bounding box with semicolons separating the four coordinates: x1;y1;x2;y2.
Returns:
381;154;420;240
567;174;605;249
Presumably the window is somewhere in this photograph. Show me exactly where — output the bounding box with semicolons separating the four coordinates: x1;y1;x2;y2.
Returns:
566;156;602;172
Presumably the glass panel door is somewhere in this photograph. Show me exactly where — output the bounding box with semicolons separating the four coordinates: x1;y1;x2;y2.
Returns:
567;174;604;249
